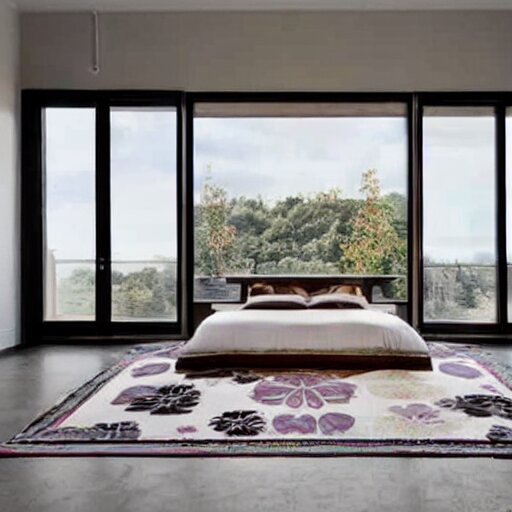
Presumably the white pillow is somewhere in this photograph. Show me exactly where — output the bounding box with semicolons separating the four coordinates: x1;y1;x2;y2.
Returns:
308;293;369;310
242;292;369;310
242;294;307;310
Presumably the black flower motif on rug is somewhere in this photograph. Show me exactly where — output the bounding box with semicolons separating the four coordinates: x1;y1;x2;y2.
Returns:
126;384;200;415
486;425;512;443
436;394;512;420
232;372;262;385
209;410;266;436
34;421;141;442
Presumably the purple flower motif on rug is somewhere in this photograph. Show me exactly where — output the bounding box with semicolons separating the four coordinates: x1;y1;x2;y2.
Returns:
209;410;266;436
318;413;355;436
389;404;444;425
131;363;171;378
486;425;512;443
177;425;198;434
126;384;201;415
111;385;158;405
273;414;317;434
35;421;141;442
436;394;512;420
273;413;355;435
252;375;356;409
439;362;482;379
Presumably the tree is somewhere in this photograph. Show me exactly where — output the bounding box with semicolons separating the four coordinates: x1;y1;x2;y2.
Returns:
59;267;95;316
339;169;406;279
455;265;478;309
112;267;166;318
195;179;237;276
228;196;272;273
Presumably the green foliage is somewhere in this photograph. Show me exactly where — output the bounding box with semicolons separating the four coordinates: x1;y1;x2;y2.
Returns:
195;186;368;278
339;169;406;277
195;179;237;276
423;264;494;321
195;172;408;299
113;268;165;318
58;262;177;320
58;267;95;316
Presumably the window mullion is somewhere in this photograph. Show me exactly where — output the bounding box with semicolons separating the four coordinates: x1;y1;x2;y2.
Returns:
496;104;507;329
95;100;112;329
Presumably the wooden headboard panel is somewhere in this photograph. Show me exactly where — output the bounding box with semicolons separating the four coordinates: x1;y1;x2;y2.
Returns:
225;275;400;303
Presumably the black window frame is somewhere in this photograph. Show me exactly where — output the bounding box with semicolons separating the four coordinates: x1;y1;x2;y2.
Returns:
21;90;187;343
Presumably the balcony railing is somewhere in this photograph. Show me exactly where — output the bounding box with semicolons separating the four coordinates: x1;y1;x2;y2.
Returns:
423;263;497;322
44;251;503;324
45;253;177;321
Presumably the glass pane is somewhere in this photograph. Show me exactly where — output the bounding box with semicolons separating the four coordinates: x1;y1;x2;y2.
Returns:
44;108;96;321
194;103;408;303
111;107;178;322
423;107;496;323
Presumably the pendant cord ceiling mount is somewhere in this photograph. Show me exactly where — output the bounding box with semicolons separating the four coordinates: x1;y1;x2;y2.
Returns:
90;10;100;75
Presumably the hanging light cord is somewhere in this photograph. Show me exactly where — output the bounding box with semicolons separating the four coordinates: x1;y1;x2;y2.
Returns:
91;11;100;75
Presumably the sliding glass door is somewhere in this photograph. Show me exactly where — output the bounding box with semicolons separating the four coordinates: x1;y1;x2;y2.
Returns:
23;92;184;341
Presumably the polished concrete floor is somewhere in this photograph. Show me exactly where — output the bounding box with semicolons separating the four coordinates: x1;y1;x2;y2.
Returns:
1;343;512;512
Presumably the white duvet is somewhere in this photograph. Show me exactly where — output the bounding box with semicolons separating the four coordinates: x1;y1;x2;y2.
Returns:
180;309;429;357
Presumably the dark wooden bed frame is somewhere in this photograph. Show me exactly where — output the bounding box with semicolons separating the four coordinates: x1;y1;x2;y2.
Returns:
225;274;401;303
176;352;433;372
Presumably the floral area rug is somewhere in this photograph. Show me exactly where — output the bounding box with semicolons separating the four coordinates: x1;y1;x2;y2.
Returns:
2;342;512;457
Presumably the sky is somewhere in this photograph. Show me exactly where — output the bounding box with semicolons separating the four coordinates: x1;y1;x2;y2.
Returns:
45;108;177;262
423;115;496;264
45;107;501;266
194;116;407;203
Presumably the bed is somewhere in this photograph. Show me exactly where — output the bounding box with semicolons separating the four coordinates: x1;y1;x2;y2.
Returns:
176;291;432;372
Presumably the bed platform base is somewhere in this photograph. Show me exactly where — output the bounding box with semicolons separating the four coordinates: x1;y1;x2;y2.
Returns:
176;353;433;372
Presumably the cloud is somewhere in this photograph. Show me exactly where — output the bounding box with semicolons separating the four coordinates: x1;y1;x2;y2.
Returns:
194;117;408;202
46;109;178;261
423;116;496;263
45;108;95;177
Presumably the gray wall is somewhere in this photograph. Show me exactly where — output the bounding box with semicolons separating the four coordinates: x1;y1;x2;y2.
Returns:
20;11;512;91
0;1;19;349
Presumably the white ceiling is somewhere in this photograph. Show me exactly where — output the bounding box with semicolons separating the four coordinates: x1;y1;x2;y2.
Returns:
10;0;512;13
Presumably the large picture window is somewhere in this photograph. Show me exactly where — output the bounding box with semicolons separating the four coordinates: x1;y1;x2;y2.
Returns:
193;101;409;304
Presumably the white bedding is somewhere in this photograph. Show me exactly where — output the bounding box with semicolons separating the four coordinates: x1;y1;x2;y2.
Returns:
180;309;429;357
